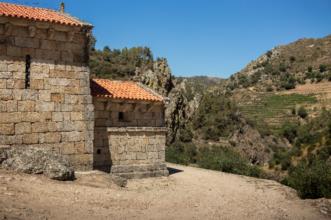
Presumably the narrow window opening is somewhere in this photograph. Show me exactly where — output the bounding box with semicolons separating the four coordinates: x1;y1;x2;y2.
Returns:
118;112;124;121
25;55;31;89
97;149;101;154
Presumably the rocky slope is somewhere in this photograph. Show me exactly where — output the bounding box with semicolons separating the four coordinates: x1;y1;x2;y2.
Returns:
226;34;331;92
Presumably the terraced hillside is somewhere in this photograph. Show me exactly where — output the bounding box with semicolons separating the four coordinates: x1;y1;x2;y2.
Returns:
235;92;317;133
282;82;331;111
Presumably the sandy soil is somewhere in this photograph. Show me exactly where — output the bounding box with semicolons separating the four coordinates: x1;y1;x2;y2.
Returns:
0;163;330;220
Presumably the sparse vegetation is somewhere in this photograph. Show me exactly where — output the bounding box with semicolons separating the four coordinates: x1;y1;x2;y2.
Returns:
89;46;155;79
280;122;298;143
297;106;308;118
271;110;331;198
166;144;263;178
226;36;331;92
283;159;331;199
319;64;327;73
197;145;262;177
192;93;241;140
166;141;197;165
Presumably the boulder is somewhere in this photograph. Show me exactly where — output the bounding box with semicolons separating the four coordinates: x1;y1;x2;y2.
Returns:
0;147;75;181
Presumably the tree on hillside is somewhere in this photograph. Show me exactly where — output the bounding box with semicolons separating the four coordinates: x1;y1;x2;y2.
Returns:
89;46;155;79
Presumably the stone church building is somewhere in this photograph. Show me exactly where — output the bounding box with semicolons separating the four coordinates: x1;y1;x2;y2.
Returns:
0;2;168;178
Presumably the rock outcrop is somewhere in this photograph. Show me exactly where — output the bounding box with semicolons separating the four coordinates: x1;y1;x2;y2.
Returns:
134;58;201;143
229;124;289;165
0;147;75;181
134;58;174;96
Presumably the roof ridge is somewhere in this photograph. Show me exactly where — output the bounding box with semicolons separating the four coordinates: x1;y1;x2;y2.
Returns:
91;78;164;102
0;2;56;12
94;79;136;83
0;1;92;27
53;10;92;27
137;83;164;100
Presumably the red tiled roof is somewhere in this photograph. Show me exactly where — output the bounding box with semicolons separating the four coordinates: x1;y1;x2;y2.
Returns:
91;79;164;102
0;2;90;27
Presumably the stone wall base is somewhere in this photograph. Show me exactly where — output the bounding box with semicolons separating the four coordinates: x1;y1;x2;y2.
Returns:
111;162;169;179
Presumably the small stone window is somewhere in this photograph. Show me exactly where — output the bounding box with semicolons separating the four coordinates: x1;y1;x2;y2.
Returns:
25;55;31;89
118;112;130;122
118;112;124;121
96;149;101;154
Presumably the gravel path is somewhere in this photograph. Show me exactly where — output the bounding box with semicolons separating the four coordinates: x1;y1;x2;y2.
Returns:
0;163;329;220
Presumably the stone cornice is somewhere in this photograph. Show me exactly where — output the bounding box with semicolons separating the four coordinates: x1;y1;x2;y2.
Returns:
107;127;167;133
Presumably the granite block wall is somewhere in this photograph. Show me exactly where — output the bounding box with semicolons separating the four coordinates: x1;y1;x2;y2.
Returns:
0;17;94;170
93;97;168;177
108;127;168;178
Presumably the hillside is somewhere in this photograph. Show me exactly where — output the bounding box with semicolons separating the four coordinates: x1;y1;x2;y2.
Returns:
89;35;331;199
0;164;329;220
226;35;331;92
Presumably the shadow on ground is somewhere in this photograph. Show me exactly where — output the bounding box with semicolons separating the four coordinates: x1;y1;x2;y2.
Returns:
167;167;183;175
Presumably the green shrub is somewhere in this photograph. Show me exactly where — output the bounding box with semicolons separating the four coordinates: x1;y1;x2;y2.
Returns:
280;74;296;90
197;145;262;178
281;158;292;170
328;73;331;81
319;64;327;73
192;93;239;141
238;75;250;88
166;142;197;165
307;66;313;73
250;71;262;84
297;106;308;119
281;123;298;143
179;127;193;142
295;127;314;145
283;159;331;199
289;56;296;63
315;72;323;82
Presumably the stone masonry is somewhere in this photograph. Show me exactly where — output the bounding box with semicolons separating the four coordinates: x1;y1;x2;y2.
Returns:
0;3;169;178
93;97;169;178
0;14;94;170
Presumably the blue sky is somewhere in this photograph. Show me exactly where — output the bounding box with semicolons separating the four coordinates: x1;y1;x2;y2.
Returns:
4;0;331;77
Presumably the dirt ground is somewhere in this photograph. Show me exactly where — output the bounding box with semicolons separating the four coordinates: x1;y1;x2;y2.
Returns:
0;163;330;220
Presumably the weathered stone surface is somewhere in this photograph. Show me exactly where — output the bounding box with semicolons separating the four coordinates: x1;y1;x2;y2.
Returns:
107;127;167;177
22;133;39;144
0;147;75;181
17;101;35;112
0;17;94;170
0;123;14;135
15;122;31;134
39;132;61;144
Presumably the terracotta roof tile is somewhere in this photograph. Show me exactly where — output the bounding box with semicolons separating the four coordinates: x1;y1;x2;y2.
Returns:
0;2;90;27
91;79;164;102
